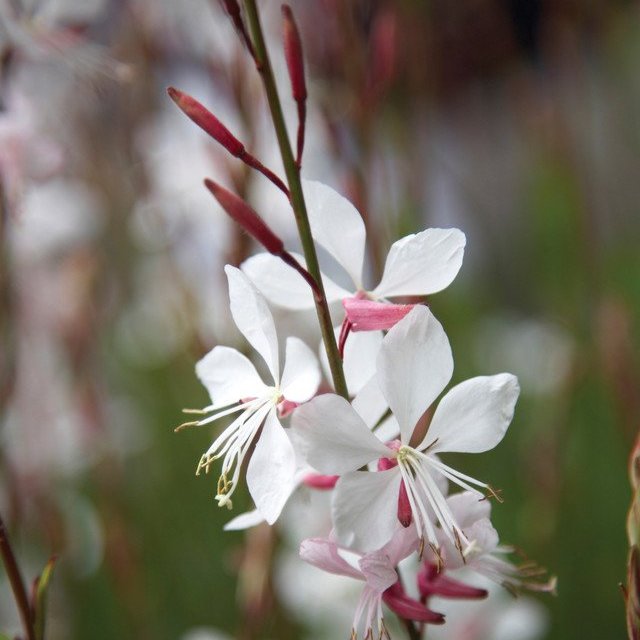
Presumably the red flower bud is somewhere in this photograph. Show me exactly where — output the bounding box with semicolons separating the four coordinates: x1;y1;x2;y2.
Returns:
204;179;284;255
282;5;307;102
167;87;245;157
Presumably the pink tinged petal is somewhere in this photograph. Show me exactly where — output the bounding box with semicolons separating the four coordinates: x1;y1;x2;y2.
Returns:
224;509;265;531
299;538;363;580
343;297;415;331
359;552;398;592
195;346;268;406
280;336;321;402
302;472;339;490
446;491;492;529
246;410;296;525
382;584;445;624
422;373;520;454
372;228;466;298
332;468;402;551
301;179;366;287
418;563;488;599
352;375;388;430
380;524;420;566
225;265;280;382
291;394;390;475
377;306;453;443
241;252;348;309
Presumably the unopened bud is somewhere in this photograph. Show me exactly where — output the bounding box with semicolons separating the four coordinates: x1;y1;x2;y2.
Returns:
418;563;488;600
204;179;284;255
168;87;245;157
282;5;307;102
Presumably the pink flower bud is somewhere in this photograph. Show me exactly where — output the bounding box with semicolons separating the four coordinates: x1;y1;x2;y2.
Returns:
167;87;245;157
418;563;488;600
342;297;415;331
302;473;339;490
204;179;284;255
382;583;445;624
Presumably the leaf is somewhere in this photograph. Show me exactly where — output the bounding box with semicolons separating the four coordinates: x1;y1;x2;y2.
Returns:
33;555;57;640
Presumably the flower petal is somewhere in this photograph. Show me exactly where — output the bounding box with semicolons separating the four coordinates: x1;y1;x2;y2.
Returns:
372;228;465;298
358;552;398;592
446;491;492;529
351;376;388;429
380;525;420;566
195;346;269;406
225;265;280;382
299;537;363;580
241;252;349;309
246;410;296;525
292;394;390;475
320;328;383;395
332;468;402;551
377;306;453;443
224;509;265;531
302;179;366;287
422;374;520;454
280;336;321;403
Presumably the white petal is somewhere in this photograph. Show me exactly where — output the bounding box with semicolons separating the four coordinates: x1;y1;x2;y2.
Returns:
372;228;466;298
299;538;363;580
302;179;366;287
446;491;492;529
241;252;349;309
423;374;520;454
377;306;453;443
225;265;280;382
224;509;265;531
280;337;321;403
332;468;402;551
351;376;388;429
196;346;268;406
246;410;296;525
291;394;390;475
372;415;400;444
320;328;383;395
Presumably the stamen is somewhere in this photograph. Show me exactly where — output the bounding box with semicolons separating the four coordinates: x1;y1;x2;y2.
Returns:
175;420;200;433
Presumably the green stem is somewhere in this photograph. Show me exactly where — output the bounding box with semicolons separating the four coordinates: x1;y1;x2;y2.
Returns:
0;513;36;640
243;0;348;399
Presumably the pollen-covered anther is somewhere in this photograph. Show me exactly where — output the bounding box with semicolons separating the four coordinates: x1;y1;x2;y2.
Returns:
196;454;214;475
429;543;444;572
175;420;200;433
482;485;504;503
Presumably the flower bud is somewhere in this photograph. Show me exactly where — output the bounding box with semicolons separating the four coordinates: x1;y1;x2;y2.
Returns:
204;179;284;255
281;5;307;102
168;87;245;157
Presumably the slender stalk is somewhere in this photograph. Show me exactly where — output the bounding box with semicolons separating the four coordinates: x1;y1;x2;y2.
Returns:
403;619;421;640
242;0;348;398
0;513;36;640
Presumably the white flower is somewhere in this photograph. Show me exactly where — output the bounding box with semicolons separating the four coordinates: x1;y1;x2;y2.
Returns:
181;266;320;524
434;492;556;595
241;180;465;315
299;526;443;639
292;305;520;555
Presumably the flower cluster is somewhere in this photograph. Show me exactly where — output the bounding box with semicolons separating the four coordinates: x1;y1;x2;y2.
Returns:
177;177;555;637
